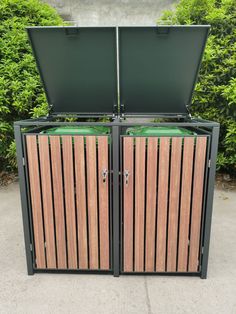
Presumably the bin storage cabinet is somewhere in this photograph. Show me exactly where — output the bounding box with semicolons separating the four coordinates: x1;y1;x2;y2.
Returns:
15;25;219;279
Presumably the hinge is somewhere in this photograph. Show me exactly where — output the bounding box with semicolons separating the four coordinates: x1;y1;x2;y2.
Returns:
29;243;33;251
113;104;118;116
120;104;125;118
199;246;204;271
186;104;192;119
44;242;47;248
47;104;53;116
208;160;211;168
22;157;25;166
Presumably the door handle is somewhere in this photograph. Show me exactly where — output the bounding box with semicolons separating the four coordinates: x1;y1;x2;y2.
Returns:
124;170;130;186
102;169;108;183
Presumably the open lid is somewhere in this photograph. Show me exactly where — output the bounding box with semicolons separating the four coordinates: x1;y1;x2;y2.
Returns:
27;27;117;115
119;26;210;115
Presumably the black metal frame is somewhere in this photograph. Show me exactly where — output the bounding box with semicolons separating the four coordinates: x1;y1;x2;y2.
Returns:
14;125;34;275
14;116;219;278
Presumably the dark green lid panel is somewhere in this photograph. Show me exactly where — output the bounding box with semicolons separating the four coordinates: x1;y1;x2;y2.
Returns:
119;26;209;115
27;27;117;114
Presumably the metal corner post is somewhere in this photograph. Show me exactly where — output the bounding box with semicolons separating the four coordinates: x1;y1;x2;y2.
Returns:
201;126;220;279
112;124;120;276
14;124;34;275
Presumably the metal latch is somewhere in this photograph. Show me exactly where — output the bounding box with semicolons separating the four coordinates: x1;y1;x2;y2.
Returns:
102;169;108;183
156;26;170;36
124;170;130;186
65;28;79;37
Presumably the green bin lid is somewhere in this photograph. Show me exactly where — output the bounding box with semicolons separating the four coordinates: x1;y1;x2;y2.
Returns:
126;126;196;136
41;126;110;135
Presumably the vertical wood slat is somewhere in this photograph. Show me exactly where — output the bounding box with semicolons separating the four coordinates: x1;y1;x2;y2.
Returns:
38;136;56;268
167;137;182;272
178;137;194;272
156;137;170;271
145;138;158;272
134;137;146;271
26;135;46;268
86;136;99;269
98;136;110;270
74;136;88;269
189;137;207;271
50;136;67;269
62;136;77;269
123;137;134;272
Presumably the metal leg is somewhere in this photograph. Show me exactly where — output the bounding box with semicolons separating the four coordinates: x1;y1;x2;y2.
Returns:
200;126;219;279
112;125;120;277
14;125;34;275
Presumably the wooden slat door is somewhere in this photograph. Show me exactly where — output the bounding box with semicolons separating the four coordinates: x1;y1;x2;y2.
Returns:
38;136;56;268
122;135;208;273
178;137;195;271
74;136;88;269
134;137;146;271
86;136;99;269
188;137;207;272
156;137;170;272
167;137;182;272
123;137;134;272
25;134;110;272
50;136;67;269
97;137;110;270
26;135;46;269
62;136;78;269
145;138;158;272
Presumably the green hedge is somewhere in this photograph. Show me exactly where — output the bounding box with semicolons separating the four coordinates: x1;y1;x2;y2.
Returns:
0;0;63;171
159;0;236;174
0;0;235;175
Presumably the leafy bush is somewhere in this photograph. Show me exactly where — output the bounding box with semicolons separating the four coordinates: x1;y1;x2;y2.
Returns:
159;0;236;174
0;0;63;171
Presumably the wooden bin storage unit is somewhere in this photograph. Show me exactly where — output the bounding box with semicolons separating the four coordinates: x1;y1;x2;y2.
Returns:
122;135;209;274
15;26;220;278
25;134;111;271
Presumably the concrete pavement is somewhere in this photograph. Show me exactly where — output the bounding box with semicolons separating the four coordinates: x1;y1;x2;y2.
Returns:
0;182;236;314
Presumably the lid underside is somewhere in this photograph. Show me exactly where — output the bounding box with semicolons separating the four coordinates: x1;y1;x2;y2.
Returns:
119;26;209;115
27;26;209;116
27;27;117;115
